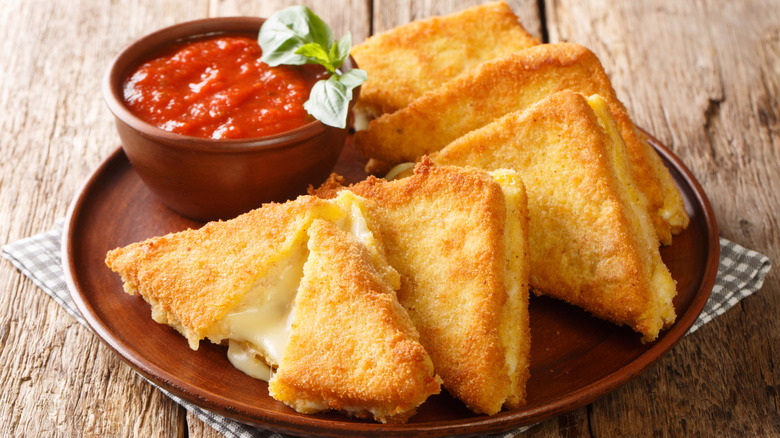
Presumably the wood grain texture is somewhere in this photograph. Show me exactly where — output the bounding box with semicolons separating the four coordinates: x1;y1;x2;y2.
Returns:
544;0;780;436
209;0;371;43
0;0;776;436
0;1;202;436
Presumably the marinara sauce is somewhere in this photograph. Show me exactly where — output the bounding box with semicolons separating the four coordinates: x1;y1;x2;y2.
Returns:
123;35;326;139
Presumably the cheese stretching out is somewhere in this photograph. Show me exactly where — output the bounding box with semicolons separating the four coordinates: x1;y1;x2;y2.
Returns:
431;90;677;342
269;219;441;423
312;161;531;415
354;42;688;244
105;192;440;423
350;1;538;121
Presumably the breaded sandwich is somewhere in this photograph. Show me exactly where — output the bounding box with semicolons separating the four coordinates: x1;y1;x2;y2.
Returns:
354;42;688;244
350;1;538;121
312;161;531;415
105;192;440;423
269;219;441;423
431;90;678;342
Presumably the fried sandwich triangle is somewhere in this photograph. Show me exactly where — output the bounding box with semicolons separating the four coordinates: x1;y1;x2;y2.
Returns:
350;0;538;118
106;191;441;423
312;160;531;415
350;0;539;175
355;42;688;245
432;90;678;342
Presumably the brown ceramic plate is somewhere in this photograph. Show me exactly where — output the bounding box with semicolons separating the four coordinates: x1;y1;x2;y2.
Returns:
63;133;719;437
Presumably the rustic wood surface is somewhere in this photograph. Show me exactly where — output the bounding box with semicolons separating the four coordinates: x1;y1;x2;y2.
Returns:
0;0;777;436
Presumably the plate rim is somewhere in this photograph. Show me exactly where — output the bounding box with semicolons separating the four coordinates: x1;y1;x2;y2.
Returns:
61;131;720;437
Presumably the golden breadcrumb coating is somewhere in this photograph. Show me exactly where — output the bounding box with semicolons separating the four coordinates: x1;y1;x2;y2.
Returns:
354;42;688;244
312;161;531;414
107;194;441;423
432;90;677;342
351;1;538;118
105;196;346;349
269;219;441;424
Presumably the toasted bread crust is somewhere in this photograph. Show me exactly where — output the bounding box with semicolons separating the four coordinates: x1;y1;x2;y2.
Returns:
313;161;530;414
351;1;538;115
432;91;677;342
269;219;440;423
105;196;344;347
355;42;687;243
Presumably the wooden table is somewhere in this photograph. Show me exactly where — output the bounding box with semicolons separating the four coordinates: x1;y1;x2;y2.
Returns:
1;0;777;436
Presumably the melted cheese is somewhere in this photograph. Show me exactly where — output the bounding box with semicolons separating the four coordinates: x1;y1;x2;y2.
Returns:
384;162;415;181
333;191;378;250
227;340;273;381
222;244;307;380
340;204;372;246
221;194;380;381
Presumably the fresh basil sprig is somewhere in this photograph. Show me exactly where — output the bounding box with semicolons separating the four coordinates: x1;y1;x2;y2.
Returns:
258;6;366;128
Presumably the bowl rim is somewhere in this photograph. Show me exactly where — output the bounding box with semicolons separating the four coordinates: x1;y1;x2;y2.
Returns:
103;16;355;153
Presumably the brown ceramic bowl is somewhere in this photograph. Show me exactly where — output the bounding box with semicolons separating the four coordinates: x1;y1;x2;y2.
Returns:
103;17;358;222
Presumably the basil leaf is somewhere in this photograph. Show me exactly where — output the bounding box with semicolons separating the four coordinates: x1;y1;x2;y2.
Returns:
258;5;333;67
303;70;367;128
301;8;334;50
337;69;367;90
295;43;335;73
258;14;307;65
259;6;367;129
330;33;352;70
304;76;350;128
260;36;308;66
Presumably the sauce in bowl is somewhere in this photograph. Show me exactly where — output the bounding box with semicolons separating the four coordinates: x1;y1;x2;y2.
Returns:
123;35;326;139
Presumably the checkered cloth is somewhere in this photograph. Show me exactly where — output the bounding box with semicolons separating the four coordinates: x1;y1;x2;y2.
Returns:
2;220;771;438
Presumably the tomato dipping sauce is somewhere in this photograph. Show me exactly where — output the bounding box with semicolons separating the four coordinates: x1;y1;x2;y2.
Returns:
123;35;326;139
